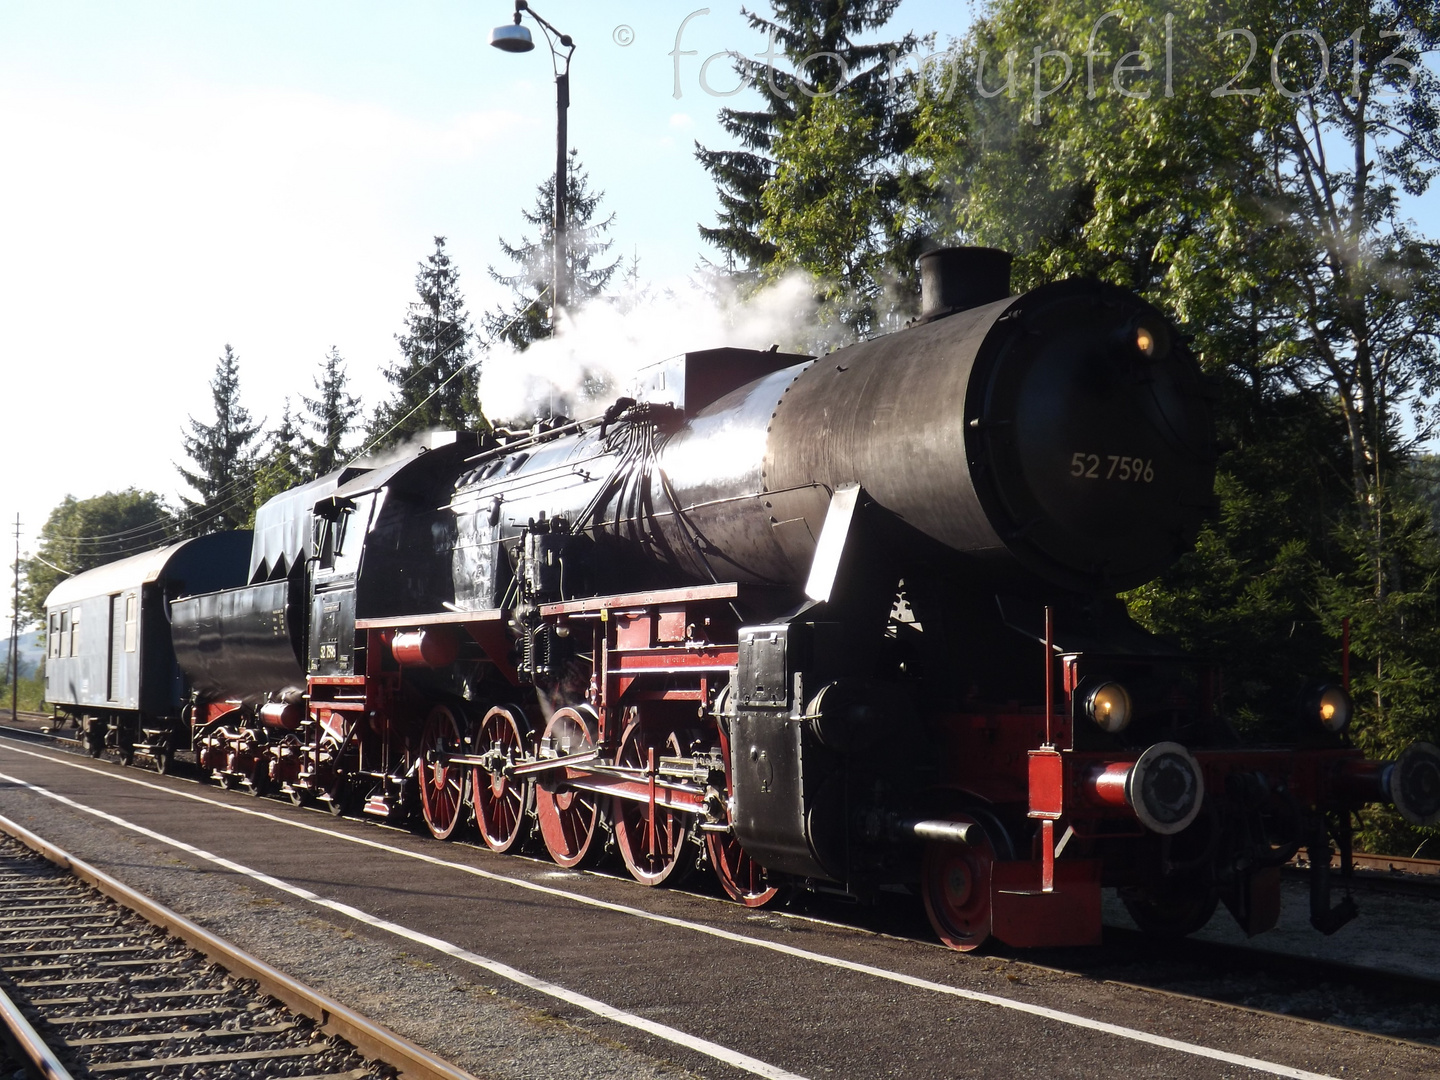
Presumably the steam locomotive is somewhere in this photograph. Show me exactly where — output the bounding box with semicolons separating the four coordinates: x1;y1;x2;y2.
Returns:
45;247;1440;951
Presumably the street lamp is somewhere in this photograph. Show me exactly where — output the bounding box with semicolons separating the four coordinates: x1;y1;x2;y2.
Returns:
490;1;575;326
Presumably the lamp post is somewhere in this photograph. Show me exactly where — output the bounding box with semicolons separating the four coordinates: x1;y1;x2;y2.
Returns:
491;1;575;327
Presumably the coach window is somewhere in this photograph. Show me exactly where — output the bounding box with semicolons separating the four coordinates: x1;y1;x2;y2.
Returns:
57;610;70;658
70;607;82;656
124;594;138;652
48;613;61;658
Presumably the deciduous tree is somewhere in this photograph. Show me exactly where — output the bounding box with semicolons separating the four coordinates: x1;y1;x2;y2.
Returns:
697;1;923;332
20;490;172;624
913;0;1440;850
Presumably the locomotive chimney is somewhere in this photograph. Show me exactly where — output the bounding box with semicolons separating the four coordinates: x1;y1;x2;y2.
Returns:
918;246;1013;322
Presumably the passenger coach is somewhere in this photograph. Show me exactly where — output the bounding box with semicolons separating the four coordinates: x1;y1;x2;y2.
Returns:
44;532;251;768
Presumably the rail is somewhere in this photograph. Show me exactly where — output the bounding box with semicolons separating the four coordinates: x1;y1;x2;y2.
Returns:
0;813;479;1080
0;979;75;1080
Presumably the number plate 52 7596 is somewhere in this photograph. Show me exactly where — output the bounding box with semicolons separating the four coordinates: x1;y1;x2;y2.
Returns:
1070;453;1154;483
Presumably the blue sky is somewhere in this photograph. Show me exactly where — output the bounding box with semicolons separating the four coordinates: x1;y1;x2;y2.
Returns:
0;0;1436;586
0;0;979;557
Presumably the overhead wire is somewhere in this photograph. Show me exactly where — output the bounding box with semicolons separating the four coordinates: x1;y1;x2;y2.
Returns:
43;289;548;557
350;291;546;462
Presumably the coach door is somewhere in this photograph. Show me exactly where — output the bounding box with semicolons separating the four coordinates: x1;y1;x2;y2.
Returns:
107;594;123;701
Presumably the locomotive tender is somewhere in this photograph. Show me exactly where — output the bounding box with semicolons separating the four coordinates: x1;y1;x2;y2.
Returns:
46;248;1440;950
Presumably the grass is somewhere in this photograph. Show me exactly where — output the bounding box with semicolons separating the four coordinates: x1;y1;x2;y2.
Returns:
0;673;46;712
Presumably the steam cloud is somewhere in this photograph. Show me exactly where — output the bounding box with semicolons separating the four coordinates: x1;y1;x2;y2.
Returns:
477;272;849;425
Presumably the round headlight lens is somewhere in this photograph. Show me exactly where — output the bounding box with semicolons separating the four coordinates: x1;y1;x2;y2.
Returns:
1314;685;1353;733
1086;682;1133;733
1135;326;1156;357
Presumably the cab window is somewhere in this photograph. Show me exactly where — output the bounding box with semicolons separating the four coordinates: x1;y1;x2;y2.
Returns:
314;495;369;576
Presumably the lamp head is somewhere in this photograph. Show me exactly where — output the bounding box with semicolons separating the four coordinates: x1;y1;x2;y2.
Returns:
490;22;535;52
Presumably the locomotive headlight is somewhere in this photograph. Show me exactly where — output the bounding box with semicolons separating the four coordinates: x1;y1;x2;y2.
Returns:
1308;684;1353;733
1135;326;1157;357
1085;682;1133;734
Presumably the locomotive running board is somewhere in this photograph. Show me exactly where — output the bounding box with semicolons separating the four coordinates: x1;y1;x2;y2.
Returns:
357;609;506;629
356;609;518;685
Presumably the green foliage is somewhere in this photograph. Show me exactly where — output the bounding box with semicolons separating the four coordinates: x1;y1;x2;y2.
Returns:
300;347;361;478
1126;387;1353;738
759;88;920;333
484;152;619;349
0;667;46;713
910;0;1440;853
176;345;262;534
368;237;481;446
20;490;173;625
1316;486;1440;853
697;1;923;332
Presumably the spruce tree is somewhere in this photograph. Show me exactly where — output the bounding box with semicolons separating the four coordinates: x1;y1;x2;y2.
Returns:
368;238;479;446
695;1;921;323
301;347;361;478
252;401;306;515
483;151;619;349
176;345;262;534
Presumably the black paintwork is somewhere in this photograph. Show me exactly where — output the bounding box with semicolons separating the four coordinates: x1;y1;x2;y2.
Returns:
170;572;306;702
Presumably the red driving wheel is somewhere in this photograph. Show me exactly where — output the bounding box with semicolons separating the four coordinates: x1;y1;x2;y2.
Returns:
921;816;996;951
614;724;695;887
535;707;604;868
706;699;778;906
473;705;532;853
418;704;468;840
706;830;779;907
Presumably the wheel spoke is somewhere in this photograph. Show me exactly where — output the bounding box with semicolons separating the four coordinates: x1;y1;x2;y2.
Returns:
419;705;467;840
706;831;779;907
474;706;533;853
614;724;695;887
535;707;602;868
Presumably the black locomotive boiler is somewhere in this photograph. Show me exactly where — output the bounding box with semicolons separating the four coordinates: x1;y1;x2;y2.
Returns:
46;247;1440;951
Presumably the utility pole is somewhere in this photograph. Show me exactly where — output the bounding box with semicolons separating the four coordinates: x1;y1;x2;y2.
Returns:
10;514;20;723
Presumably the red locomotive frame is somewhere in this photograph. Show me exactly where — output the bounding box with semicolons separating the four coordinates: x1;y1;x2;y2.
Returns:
179;577;1436;952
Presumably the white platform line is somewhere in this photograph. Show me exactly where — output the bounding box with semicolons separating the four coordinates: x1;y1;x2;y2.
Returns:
0;769;808;1080
0;741;1340;1080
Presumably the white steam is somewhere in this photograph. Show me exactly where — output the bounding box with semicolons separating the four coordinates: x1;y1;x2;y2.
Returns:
477;271;849;425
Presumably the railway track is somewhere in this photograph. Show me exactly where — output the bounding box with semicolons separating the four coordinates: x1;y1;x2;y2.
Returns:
6;714;1440;1052
3;736;1440;1078
0;815;475;1080
10;711;1440;890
